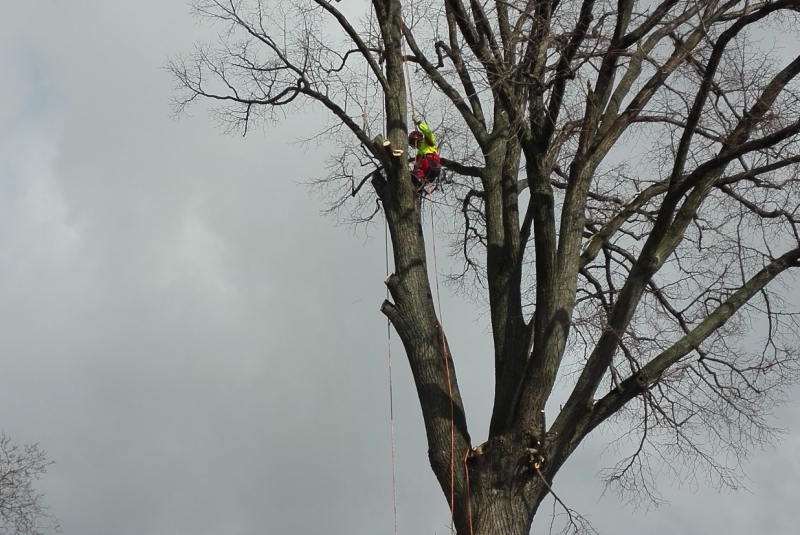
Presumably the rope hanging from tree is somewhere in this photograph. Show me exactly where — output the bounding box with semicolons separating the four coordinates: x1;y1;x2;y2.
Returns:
385;217;399;535
406;17;469;535
379;15;472;535
401;19;417;120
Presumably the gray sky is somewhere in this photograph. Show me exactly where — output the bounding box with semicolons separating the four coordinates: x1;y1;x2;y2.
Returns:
1;1;798;534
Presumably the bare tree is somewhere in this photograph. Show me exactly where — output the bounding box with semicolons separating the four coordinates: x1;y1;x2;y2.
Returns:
0;432;59;535
170;1;800;533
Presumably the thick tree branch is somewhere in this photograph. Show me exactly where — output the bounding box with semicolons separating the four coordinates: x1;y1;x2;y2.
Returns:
580;180;670;268
402;25;490;146
314;0;388;88
555;12;800;444
669;1;800;188
572;245;800;446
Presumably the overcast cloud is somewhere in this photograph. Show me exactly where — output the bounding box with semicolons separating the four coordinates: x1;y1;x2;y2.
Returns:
1;2;798;534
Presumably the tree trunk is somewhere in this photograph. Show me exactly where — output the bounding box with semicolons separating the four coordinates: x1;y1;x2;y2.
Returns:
449;434;550;535
372;3;554;533
466;490;534;535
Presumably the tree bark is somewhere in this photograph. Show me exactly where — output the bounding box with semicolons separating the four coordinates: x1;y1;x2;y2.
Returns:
456;433;553;535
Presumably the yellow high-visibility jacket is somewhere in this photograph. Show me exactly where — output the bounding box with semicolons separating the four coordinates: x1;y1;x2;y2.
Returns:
415;121;438;158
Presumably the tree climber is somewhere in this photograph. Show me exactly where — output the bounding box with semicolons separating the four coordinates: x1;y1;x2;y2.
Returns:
408;114;441;191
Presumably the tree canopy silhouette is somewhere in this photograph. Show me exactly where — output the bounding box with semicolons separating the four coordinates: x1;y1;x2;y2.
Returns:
170;1;800;533
1;432;59;535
